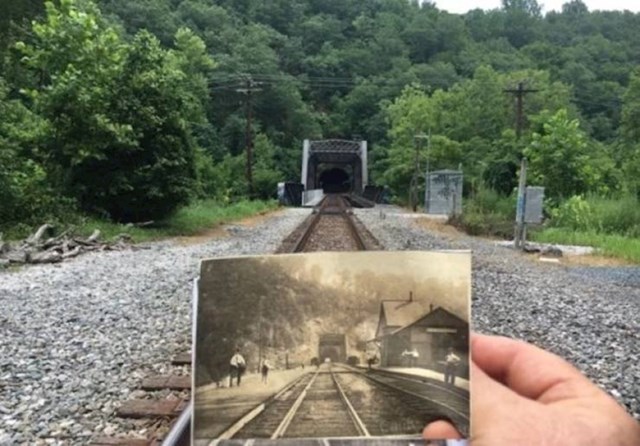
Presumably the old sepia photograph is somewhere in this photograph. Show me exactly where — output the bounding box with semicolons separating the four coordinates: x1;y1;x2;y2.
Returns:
193;251;471;444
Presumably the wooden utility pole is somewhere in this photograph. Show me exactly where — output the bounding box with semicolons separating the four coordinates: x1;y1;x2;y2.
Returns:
236;79;262;197
504;82;539;139
505;82;537;249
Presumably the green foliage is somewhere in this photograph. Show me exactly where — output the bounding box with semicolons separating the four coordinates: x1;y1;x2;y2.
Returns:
2;0;640;234
548;194;640;237
0;78;72;229
18;0;202;222
548;195;595;231
449;187;515;238
525;109;614;199
532;229;640;264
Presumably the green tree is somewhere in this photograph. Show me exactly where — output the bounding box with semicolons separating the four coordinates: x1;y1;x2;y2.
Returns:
19;0;198;221
524;109;611;198
620;69;640;196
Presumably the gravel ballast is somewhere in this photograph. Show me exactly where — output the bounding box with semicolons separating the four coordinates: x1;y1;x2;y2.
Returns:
356;206;639;421
0;209;309;445
2;204;638;445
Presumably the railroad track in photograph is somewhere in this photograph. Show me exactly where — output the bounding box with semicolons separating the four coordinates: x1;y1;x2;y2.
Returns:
228;364;368;439
92;195;382;446
216;363;468;440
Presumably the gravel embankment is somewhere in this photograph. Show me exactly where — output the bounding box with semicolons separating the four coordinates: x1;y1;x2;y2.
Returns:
356;206;640;421
0;208;309;445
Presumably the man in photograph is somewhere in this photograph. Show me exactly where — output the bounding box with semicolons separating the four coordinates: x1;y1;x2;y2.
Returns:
444;347;460;385
261;358;271;384
229;348;246;387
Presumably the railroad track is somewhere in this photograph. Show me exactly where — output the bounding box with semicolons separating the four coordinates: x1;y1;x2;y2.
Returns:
282;193;377;253
93;195;380;446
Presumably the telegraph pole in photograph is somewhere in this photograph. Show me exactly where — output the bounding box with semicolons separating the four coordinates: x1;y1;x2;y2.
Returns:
504;82;537;249
236;78;262;197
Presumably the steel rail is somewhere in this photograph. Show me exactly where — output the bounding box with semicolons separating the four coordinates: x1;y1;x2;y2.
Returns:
270;370;320;439
330;368;370;437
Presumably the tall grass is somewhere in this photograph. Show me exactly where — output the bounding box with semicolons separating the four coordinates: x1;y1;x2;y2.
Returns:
533;228;640;263
6;199;279;242
533;194;640;263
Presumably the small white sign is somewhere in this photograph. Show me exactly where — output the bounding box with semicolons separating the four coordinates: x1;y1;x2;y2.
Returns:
426;328;457;333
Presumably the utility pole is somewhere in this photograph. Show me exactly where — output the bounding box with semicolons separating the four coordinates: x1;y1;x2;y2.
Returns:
505;82;537;249
504;82;539;140
236;78;262;197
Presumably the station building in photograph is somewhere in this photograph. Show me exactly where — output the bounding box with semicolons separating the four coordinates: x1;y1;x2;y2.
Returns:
372;293;469;378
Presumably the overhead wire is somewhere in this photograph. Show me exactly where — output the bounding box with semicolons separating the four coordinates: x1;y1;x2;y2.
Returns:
207;72;629;111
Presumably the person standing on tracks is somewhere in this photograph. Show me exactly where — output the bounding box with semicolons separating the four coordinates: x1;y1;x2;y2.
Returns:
444;347;460;386
229;348;246;387
261;358;271;384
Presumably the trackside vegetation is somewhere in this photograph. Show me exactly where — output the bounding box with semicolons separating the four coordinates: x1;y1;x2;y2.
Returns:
0;0;639;258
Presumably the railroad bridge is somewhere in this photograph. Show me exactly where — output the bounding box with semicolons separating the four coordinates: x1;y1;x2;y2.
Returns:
301;139;368;194
318;333;347;363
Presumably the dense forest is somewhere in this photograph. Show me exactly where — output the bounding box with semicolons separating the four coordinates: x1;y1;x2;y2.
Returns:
1;0;640;232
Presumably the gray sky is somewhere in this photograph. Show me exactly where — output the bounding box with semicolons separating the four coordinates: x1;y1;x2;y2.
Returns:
433;0;640;14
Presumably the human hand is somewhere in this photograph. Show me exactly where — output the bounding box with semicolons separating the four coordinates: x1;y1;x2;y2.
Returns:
424;333;640;445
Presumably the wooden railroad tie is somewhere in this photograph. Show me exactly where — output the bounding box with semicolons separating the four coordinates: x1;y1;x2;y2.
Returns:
116;398;187;419
171;352;192;366
141;375;191;391
90;437;161;446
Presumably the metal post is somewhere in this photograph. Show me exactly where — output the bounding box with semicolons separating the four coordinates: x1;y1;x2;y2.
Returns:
258;295;263;373
515;158;528;249
425;129;431;213
301;140;310;190
360;140;368;187
411;137;420;212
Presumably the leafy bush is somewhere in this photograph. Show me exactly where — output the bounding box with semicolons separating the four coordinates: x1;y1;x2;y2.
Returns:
449;187;515;239
548;195;595;231
548;194;640;237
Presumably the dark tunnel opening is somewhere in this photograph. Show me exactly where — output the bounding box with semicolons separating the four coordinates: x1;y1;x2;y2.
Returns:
319;167;351;193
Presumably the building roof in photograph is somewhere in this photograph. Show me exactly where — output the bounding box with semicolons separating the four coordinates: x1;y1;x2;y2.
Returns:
380;299;430;328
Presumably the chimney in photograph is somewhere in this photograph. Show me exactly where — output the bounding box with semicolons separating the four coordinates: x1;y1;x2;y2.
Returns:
429;303;434;313
409;291;413;302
